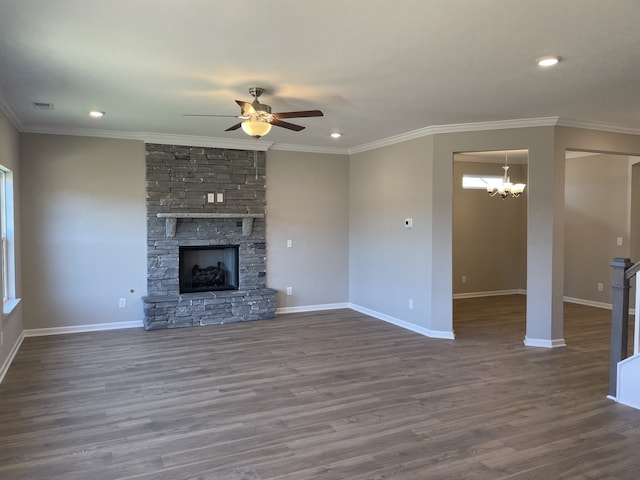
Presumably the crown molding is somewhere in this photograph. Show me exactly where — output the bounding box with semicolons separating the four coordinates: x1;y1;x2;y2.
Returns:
0;91;23;131
19;123;346;154
19;126;275;151
269;142;349;155
138;132;273;151
22;125;145;141
556;118;640;135
11;113;640;156
348;117;561;155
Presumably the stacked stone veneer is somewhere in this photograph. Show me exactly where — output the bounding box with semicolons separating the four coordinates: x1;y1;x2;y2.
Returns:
142;143;276;330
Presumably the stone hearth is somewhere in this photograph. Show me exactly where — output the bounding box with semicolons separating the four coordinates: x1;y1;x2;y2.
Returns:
142;144;276;330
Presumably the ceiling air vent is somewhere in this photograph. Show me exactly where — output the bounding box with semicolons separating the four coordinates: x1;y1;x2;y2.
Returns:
32;101;54;110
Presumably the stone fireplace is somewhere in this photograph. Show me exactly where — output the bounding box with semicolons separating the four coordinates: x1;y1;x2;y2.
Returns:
142;144;276;330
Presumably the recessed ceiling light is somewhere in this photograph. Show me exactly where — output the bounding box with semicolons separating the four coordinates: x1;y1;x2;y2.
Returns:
537;56;560;67
330;132;342;139
89;110;105;118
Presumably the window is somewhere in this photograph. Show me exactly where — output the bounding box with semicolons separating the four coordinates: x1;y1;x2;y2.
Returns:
0;165;17;312
0;168;8;301
462;174;504;190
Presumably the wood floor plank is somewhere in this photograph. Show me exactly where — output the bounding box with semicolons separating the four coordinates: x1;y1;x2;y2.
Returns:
1;297;639;479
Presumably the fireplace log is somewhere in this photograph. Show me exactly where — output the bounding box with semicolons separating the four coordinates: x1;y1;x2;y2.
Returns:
191;262;226;289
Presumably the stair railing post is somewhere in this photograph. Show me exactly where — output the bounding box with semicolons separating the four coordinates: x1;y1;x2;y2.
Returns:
609;257;632;398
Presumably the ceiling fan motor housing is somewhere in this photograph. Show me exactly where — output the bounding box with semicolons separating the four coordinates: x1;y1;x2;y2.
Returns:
252;101;272;115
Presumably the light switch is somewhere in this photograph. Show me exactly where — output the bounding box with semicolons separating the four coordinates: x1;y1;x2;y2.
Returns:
216;193;224;203
287;239;293;248
207;193;215;203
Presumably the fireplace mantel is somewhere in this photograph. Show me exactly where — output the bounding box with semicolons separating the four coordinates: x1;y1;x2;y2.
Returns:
157;213;265;238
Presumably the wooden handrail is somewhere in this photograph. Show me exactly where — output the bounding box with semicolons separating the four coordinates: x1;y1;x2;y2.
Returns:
625;261;640;280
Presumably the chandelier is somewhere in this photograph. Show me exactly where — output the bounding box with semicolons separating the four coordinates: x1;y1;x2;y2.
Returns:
487;151;526;198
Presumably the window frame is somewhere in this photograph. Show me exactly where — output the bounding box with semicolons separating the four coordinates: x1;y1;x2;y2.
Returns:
0;164;18;316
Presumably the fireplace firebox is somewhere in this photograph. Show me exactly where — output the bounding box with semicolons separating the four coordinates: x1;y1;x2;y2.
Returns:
179;245;239;294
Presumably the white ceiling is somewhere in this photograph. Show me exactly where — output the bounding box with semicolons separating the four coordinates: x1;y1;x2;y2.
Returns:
1;0;639;153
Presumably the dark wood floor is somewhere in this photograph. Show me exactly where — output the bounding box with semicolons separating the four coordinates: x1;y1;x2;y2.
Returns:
1;295;639;479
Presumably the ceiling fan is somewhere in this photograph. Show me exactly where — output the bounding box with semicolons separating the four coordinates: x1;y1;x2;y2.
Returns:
184;87;324;138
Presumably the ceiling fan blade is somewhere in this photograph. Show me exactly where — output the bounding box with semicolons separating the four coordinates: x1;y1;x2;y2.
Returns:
270;119;305;131
225;122;243;131
235;100;256;116
273;110;324;119
183;114;240;118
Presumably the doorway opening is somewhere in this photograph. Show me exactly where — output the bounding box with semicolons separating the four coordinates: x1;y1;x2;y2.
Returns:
452;149;528;340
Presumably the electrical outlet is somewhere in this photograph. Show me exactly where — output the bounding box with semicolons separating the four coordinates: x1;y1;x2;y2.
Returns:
286;286;293;296
597;283;604;292
462;275;467;284
408;298;414;309
119;298;127;308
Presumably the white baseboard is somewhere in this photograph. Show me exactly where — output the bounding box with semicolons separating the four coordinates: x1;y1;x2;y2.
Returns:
563;296;612;310
453;289;525;299
349;303;455;340
454;293;627;313
524;336;567;348
24;320;144;337
0;330;25;384
276;302;350;314
277;302;456;340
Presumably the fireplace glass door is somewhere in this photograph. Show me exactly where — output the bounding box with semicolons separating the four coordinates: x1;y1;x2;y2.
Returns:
179;245;239;293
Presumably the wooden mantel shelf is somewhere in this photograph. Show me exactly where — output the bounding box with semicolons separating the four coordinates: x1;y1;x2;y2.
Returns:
157;213;265;238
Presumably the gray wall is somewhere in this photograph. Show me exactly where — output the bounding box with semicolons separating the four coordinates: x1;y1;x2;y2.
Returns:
564;153;630;304
11;125;640;346
18;138;351;330
349;136;435;331
556;127;640;320
430;127;560;341
266;149;349;309
20;134;147;329
453;159;527;295
0;109;22;373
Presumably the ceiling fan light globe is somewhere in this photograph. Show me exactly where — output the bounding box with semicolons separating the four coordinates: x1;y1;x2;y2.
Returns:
241;118;272;138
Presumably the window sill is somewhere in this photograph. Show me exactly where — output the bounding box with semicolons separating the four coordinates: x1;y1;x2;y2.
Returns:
3;298;21;318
